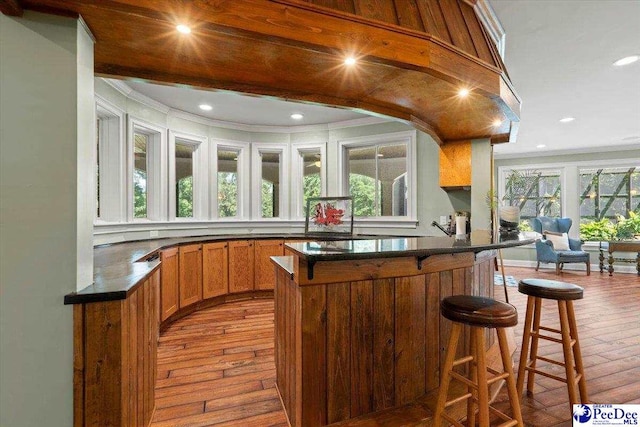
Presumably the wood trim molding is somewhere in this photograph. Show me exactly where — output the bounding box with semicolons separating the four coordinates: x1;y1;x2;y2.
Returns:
0;0;23;16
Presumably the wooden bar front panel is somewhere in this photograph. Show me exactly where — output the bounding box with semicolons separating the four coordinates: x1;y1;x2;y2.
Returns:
254;239;285;290
77;270;160;427
229;240;255;293
160;247;179;321
203;242;228;298
274;252;496;426
179;244;203;308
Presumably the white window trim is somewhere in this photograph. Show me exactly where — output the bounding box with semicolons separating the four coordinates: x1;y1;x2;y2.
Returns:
168;130;208;221
337;130;417;221
497;166;566;218
291;142;327;219
95;96;126;224
251;143;290;220
127;116;167;222
210;138;250;220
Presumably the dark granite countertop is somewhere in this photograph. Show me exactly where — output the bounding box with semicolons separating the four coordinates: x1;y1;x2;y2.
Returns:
284;231;538;263
65;232;537;305
65;233;396;305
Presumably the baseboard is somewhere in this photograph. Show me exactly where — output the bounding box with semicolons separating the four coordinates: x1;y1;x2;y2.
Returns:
501;259;638;274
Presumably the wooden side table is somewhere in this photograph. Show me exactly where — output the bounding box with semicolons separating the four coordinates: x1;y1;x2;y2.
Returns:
599;241;640;276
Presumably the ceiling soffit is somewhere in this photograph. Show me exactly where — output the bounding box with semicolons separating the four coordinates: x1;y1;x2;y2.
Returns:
17;0;521;144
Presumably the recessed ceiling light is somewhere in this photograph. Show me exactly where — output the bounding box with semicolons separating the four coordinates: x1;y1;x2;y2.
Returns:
199;104;212;111
536;144;546;148
176;24;191;34
344;57;356;66
559;117;575;123
492;119;503;127
458;88;470;98
613;55;639;66
290;113;304;120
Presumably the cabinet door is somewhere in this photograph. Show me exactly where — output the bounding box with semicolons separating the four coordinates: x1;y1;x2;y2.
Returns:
228;240;255;293
179;244;202;308
254;239;284;290
160;248;179;321
203;242;228;299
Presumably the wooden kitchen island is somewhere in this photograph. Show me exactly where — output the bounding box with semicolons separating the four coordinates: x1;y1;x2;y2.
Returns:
272;232;535;427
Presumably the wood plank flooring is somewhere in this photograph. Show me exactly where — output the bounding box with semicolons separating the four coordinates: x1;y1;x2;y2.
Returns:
150;299;288;427
492;267;640;427
151;268;639;427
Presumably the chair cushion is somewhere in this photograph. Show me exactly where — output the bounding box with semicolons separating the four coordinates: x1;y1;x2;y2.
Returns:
545;230;570;251
519;278;584;300
557;250;590;261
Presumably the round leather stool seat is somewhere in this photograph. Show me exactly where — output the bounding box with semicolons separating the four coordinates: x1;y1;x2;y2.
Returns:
440;295;518;328
518;278;583;301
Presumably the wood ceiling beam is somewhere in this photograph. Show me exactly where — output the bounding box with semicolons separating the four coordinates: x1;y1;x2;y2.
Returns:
0;0;23;16
19;0;521;144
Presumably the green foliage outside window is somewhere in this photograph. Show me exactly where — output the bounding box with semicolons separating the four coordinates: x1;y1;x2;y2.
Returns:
218;172;238;217
133;169;147;218
349;174;379;216
262;180;274;217
177;176;193;218
579;212;640;241
303;174;321;215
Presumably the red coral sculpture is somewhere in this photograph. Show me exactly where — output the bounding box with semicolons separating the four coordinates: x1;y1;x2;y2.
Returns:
312;202;344;226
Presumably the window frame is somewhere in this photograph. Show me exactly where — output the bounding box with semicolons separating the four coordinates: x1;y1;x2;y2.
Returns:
579;165;639;222
127;116;167;222
498;166;565;221
168;130;208;221
251;143;290;220
291;142;327;219
211;138;250;220
95;96;126;223
337;130;417;221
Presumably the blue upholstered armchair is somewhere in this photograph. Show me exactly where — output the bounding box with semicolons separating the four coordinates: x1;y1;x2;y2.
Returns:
532;217;591;275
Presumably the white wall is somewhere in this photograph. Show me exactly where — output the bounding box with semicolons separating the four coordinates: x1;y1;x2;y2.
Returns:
94;82;477;243
0;11;94;426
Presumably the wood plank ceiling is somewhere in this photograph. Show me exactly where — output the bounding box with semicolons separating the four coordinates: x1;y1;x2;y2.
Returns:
7;0;521;145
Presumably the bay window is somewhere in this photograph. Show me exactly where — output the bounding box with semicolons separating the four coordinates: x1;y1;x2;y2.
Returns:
252;144;289;219
291;143;326;218
128;118;166;221
339;131;416;219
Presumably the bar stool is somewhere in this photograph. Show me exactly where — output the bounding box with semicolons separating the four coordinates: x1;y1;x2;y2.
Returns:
516;278;588;412
434;295;523;427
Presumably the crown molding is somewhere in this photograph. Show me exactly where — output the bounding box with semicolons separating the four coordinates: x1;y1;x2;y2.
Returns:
99;78;390;133
493;143;640;160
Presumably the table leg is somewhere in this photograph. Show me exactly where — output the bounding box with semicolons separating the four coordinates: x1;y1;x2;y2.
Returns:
599;249;604;273
636;252;639;277
608;252;614;276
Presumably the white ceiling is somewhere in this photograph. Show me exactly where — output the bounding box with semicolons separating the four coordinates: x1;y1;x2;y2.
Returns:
124;80;369;127
490;0;640;158
124;1;640;157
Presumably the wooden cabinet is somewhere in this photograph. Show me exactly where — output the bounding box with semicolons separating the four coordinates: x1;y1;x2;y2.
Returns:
160;248;179;321
439;140;471;189
228;240;255;293
254;239;284;290
76;269;160;427
203;242;229;298
179;244;202;308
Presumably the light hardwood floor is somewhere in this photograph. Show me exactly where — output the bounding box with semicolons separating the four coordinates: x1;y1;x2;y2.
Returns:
150;267;639;427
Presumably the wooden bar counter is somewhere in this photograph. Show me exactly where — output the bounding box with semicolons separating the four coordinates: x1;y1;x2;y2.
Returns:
272;232;535;427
